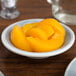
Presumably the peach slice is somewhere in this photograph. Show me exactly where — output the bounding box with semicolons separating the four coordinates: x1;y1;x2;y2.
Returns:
10;25;32;51
38;18;65;36
21;22;38;33
37;21;55;38
26;28;48;40
27;35;64;52
47;19;65;36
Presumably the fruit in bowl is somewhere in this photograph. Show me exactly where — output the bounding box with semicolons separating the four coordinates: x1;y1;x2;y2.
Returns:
1;18;75;59
10;19;66;52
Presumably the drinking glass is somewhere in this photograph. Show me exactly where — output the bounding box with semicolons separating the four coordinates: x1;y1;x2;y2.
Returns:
0;0;20;19
47;0;76;25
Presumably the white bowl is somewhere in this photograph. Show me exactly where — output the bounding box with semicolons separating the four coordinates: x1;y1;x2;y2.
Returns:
64;57;76;76
1;19;75;59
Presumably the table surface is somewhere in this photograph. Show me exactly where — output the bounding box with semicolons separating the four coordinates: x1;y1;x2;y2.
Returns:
0;0;76;76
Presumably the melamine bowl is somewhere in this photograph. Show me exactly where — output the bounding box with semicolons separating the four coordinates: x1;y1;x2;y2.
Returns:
1;19;75;59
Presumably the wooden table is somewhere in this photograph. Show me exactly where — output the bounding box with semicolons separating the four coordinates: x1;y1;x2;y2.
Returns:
0;0;76;76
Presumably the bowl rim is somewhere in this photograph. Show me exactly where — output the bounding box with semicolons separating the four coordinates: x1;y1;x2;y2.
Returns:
1;19;75;58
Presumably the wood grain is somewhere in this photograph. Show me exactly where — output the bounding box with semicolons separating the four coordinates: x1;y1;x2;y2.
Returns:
0;0;76;76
